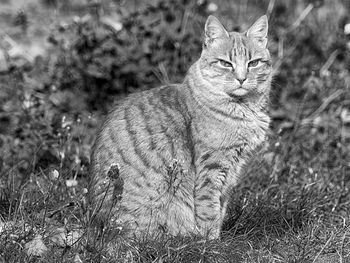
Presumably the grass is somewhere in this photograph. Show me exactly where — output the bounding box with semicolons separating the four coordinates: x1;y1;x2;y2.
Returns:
0;0;350;262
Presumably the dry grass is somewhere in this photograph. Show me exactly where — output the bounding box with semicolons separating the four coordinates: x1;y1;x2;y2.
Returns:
0;0;350;262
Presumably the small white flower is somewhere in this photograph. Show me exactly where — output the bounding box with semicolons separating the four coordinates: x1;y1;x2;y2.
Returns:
74;155;81;165
73;16;81;24
207;3;218;13
344;23;350;35
313;116;322;126
59;151;65;160
50;169;59;180
66;179;78;187
23;99;33;109
341;109;350;123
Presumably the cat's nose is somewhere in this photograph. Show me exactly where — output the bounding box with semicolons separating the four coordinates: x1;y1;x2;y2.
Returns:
236;78;247;85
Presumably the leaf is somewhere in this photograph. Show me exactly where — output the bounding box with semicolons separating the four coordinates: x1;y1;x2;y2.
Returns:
49;227;83;247
0;220;15;235
86;64;104;78
74;254;83;263
25;235;48;257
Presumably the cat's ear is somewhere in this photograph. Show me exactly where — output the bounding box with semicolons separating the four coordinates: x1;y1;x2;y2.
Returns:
247;15;268;49
204;15;229;47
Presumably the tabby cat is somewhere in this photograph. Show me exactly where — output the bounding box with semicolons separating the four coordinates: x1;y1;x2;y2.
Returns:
89;15;272;239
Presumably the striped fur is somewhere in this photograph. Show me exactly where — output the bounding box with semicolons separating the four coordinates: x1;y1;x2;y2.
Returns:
89;15;272;239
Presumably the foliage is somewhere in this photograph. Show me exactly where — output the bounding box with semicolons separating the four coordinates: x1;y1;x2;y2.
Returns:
50;0;206;111
0;0;350;262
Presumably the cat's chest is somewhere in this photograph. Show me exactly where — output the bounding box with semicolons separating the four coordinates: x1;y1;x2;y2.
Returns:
192;111;269;151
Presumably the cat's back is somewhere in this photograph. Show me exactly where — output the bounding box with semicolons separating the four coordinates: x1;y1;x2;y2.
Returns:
90;84;191;180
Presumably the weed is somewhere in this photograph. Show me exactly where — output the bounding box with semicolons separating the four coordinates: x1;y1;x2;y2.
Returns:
0;0;349;262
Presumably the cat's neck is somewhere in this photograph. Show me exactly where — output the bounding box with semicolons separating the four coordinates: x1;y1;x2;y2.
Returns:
186;61;227;105
184;62;224;112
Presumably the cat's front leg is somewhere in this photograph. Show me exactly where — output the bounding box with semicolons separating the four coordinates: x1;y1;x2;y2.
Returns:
194;166;228;239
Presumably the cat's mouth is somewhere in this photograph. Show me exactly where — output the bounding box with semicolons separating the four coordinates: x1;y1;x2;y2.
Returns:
227;87;250;98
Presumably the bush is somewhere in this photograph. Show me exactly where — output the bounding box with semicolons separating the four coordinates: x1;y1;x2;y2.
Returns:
0;0;350;262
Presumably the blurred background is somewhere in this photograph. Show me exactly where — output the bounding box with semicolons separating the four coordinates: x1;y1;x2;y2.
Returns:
0;0;350;262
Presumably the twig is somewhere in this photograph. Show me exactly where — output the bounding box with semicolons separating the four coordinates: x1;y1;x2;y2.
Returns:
273;3;314;74
2;34;34;62
152;67;165;84
180;9;190;37
320;49;339;76
301;89;344;126
168;239;206;252
199;244;207;263
312;232;334;263
287;3;314;33
273;45;297;75
158;62;170;84
48;202;75;218
100;16;123;34
339;230;348;263
278;34;284;59
239;0;248;22
266;0;276;18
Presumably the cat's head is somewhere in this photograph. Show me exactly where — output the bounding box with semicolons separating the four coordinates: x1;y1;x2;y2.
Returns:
198;15;272;100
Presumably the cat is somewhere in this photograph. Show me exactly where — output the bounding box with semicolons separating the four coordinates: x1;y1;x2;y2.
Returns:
88;15;272;239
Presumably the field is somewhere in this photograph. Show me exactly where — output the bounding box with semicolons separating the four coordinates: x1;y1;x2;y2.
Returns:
0;0;350;262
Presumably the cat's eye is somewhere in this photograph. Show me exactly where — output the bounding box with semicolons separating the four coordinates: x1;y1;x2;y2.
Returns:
218;59;232;68
248;59;261;68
